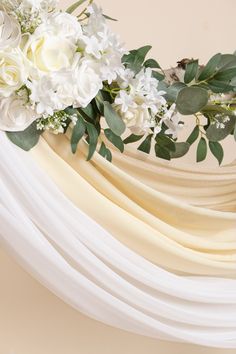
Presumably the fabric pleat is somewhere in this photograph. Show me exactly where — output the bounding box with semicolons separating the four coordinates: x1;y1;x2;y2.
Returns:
29;133;236;276
0;133;236;348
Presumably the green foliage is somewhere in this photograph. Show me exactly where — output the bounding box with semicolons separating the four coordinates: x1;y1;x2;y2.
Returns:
176;87;208;115
103;101;126;136
137;134;153;154
170;142;190;158
165;82;186;102
197;53;221;81
122;45;152;73
104;129;124;152
123;134;144;144
85;122;99;160
197;137;207;162
206;116;235;141
71;115;85;153
184;60;199;84
6;121;42;151
187;126;200;145
209;141;224;165
66;0;87;14
98;142;112;162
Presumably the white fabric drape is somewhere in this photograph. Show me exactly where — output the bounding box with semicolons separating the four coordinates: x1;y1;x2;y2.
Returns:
0;133;236;348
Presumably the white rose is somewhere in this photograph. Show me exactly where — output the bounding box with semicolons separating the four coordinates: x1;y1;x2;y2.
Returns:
0;49;28;97
24;29;76;75
0;11;21;49
72;58;103;108
115;105;151;135
0;94;38;131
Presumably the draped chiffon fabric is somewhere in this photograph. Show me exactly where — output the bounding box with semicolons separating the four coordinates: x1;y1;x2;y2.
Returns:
0;132;236;348
29;133;236;276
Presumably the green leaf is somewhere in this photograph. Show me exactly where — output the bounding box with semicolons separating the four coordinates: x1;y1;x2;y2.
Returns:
103;14;117;21
122;45;152;73
156;134;176;152
197;137;207;162
70;115;85;153
6;121;42;151
187;125;200;145
209;141;224;165
184;60;199;84
104;129;124;152
152;70;165;81
155;144;171;160
176;87;208;115
214;68;236;81
206;115;235;141
218;54;236;70
123;134;144;144
207;79;234;93
137;134;153;154
103;101;126;136
144;59;161;69
170;142;190;158
165;82;186;102
85;122;99;160
98;142;112;162
197;53;221;81
66;0;87;13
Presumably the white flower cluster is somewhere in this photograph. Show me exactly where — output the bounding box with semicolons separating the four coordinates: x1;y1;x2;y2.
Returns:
0;1;125;132
114;67;183;138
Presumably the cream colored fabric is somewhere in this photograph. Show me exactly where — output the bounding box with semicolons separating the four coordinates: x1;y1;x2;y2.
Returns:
30;134;236;276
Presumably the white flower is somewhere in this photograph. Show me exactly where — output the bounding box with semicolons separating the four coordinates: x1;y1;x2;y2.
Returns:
0;11;21;49
115;104;151;135
116;67;135;89
72;58;103;108
114;90;137;113
27;56;102;115
0;49;28;97
2;0;58;13
0;94;38;131
27;72;75;115
43;12;82;43
163;105;183;139
23;28;76;75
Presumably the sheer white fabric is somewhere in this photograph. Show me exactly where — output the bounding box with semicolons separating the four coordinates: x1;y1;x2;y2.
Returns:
0;133;236;348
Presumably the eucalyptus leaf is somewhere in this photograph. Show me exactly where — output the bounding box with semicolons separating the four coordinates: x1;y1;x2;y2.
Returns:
155;144;171;160
207;79;234;93
6;121;42;151
71;115;85;153
184;60;199;84
197;53;221;81
144;59;161;69
218;54;236;70
206;115;235;141
197;137;207;162
165;82;186;102
137;134;153;154
66;0;87;13
123;134;144;144
85;122;99;160
104;129;124;152
214;68;236;81
176;87;208;115
103;101;126;136
170;142;190;158
209;141;224;165
152;70;165;81
187;125;199;145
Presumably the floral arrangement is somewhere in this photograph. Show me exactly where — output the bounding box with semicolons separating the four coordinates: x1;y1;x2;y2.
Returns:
1;0;236;164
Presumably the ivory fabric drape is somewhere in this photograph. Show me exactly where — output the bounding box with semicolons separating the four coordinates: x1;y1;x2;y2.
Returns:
30;132;236;276
0;132;236;348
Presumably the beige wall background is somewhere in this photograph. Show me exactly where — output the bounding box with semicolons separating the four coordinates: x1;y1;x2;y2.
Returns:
1;1;236;354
